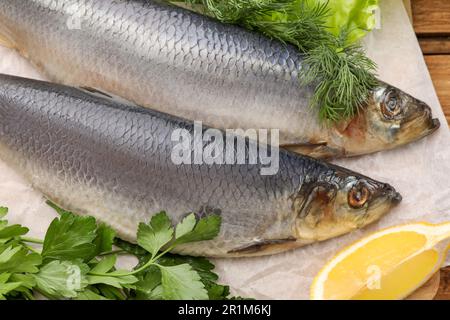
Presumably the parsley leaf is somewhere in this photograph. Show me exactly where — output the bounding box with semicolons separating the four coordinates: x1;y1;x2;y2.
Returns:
34;260;89;298
137;212;173;257
0;245;41;273
75;288;108;300
0;273;23;299
175;214;197;239
0;207;8;219
134;265;163;300
90;255;117;274
93;223;116;255
0;225;29;240
87;274;137;289
94;284;128;300
0;207;29;242
45;201;70;216
41;213;97;262
158;254;229;299
0;204;239;300
88;256;138;289
160;264;208;300
114;238;148;256
174;214;221;245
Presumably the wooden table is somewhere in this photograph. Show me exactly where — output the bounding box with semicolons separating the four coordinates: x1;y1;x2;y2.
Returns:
412;0;450;124
410;0;450;300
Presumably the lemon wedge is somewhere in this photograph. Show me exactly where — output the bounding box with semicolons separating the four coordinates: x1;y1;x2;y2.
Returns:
310;222;450;300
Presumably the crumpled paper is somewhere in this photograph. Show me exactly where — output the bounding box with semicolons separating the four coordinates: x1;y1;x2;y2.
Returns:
0;0;448;299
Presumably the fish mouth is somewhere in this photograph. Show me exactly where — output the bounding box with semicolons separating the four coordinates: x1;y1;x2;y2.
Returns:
414;117;441;142
408;102;441;131
427;118;441;135
396;102;440;143
375;183;402;206
384;184;402;205
390;191;403;205
405;115;440;140
364;183;401;219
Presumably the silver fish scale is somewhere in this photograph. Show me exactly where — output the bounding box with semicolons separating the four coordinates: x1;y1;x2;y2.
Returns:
0;0;322;145
0;75;343;256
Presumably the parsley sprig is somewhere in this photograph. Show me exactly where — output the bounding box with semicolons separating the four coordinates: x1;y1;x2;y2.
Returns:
0;203;232;300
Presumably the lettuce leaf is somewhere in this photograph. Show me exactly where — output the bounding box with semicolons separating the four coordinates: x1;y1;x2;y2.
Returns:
317;0;379;43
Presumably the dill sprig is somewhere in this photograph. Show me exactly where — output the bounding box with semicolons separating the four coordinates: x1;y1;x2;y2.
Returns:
186;0;330;52
179;0;378;122
301;31;378;121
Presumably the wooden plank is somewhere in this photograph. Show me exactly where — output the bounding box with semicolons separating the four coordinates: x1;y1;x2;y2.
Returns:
412;0;450;35
435;267;450;300
419;38;450;55
424;55;450;125
410;1;450;300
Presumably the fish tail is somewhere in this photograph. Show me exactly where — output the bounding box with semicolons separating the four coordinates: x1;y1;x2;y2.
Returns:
0;24;16;49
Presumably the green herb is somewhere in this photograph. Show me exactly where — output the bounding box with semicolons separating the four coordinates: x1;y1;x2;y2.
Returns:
320;0;379;44
41;213;97;262
300;32;378;120
0;204;234;300
34;260;89;298
177;0;378;121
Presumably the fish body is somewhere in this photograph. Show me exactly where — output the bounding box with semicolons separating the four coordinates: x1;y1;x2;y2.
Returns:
0;0;439;158
0;74;401;257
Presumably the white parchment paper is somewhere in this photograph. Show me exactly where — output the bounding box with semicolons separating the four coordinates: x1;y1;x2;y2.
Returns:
0;0;448;299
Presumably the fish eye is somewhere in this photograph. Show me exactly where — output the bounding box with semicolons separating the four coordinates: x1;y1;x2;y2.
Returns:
381;91;402;119
348;182;370;209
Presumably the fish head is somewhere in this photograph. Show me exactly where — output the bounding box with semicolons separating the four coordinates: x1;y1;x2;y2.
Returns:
293;167;402;242
328;82;440;157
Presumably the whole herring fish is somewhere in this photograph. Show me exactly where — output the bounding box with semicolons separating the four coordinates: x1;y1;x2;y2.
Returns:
0;0;440;158
0;74;402;257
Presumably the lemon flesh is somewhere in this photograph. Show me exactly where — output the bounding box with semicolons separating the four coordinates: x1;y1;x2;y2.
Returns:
312;222;450;300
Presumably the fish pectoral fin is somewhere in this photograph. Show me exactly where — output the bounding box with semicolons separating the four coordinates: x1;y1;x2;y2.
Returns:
227;238;297;256
79;86;141;107
80;86;114;99
281;142;343;159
